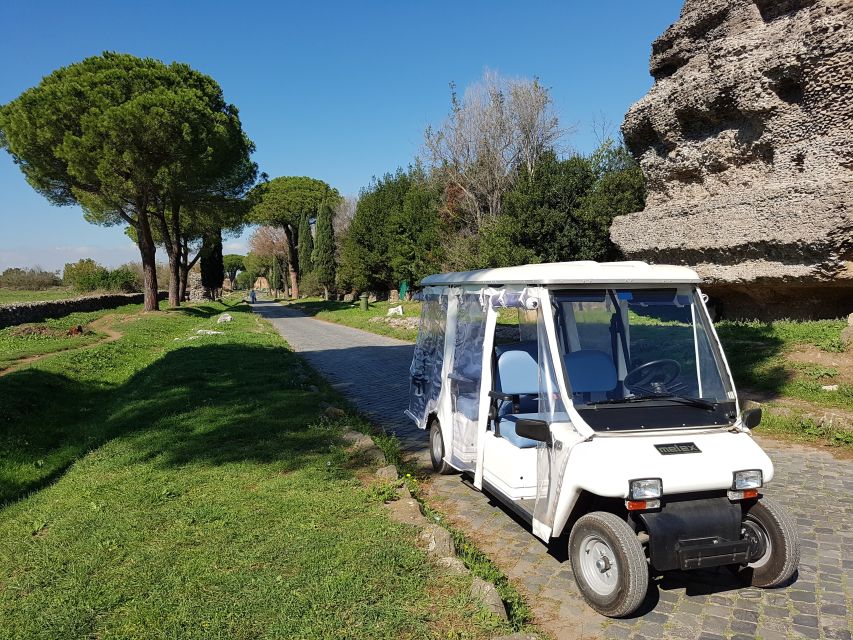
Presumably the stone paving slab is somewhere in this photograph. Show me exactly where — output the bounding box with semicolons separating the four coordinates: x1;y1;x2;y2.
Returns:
252;301;853;640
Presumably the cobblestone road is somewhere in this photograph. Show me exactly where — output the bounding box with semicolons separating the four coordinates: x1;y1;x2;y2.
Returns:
252;302;853;640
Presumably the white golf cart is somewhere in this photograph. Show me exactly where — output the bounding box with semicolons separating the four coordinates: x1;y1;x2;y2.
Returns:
405;261;799;617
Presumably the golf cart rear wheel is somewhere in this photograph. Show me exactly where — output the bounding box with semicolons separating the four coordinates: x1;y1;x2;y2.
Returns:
569;512;648;618
739;497;800;588
429;418;453;475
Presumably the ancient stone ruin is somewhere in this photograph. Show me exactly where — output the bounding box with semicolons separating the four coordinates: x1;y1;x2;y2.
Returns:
610;0;852;319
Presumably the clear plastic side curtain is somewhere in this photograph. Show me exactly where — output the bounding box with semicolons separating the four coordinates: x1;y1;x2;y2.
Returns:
407;293;447;429
533;290;574;541
473;296;498;490
448;292;488;470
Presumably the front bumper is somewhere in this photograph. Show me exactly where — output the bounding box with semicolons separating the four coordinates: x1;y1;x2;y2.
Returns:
638;496;751;572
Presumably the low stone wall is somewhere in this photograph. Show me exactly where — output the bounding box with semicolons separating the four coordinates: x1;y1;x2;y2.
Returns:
0;292;167;329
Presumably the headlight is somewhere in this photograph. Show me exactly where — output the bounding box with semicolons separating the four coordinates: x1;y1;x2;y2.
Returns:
629;478;662;500
732;469;763;490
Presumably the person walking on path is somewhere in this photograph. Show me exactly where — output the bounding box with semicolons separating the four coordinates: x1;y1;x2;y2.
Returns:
249;289;257;303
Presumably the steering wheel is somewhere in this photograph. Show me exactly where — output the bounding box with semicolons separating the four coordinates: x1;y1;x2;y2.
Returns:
624;359;682;395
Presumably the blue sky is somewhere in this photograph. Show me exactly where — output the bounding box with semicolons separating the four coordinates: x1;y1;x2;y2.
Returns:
0;0;682;271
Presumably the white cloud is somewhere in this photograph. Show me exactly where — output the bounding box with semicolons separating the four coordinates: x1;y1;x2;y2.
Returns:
223;240;248;254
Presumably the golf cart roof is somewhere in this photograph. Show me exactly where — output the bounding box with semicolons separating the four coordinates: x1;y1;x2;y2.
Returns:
419;261;701;287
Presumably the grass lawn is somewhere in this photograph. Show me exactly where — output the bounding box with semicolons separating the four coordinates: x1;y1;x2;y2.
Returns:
716;319;850;408
0;299;515;639
286;297;518;343
0;287;79;304
0;305;139;371
284;297;852;449
288;298;424;341
715;319;852;446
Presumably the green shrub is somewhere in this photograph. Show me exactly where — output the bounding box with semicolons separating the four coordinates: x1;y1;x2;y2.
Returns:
235;271;254;290
298;270;324;297
0;267;61;290
105;266;140;292
63;258;141;293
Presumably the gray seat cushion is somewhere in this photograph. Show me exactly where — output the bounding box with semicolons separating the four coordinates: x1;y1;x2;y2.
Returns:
499;414;541;449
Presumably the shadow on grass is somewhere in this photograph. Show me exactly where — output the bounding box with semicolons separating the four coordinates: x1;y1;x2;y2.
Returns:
0;342;331;506
286;299;357;317
163;303;228;319
714;323;791;397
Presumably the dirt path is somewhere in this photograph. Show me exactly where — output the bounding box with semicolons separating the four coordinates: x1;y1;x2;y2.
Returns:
0;314;125;377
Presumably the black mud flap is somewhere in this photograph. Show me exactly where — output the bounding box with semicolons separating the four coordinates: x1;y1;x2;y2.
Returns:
638;497;750;571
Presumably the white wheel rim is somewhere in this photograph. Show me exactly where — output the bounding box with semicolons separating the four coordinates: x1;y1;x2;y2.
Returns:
578;534;620;596
744;517;773;569
431;428;442;462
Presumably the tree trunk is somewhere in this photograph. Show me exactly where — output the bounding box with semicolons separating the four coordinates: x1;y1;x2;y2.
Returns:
283;225;299;298
179;239;189;302
167;201;182;307
153;203;181;307
280;256;290;298
167;252;180;308
137;210;159;312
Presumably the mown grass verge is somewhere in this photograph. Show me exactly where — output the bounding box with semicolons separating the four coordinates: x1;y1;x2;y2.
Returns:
285;297;519;343
287;298;423;341
717;319;850;411
0;287;78;305
0;299;516;639
364;429;535;632
0;303;139;371
758;410;853;449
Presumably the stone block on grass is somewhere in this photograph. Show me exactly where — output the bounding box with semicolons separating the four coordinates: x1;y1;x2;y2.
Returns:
361;446;386;465
385;494;426;526
417;524;455;558
324;406;346;419
341;430;374;451
436;556;467;574
471;576;507;621
375;464;398;481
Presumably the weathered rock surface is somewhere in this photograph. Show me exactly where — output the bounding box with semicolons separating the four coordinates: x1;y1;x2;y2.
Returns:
374;464;398;481
436;556;468;574
340;430;374;451
385;490;425;526
842;312;853;348
612;0;853;319
360;446;386;465
417;524;456;558
470;576;508;620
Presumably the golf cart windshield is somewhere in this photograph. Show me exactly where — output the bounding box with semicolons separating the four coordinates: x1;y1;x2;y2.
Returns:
552;288;736;431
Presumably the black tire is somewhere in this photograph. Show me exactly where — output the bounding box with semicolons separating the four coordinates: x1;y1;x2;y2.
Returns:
429;418;453;475
569;511;648;618
739;497;800;588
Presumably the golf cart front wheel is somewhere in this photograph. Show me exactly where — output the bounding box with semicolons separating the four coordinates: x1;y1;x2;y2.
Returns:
739;497;800;588
429;418;453;475
569;511;648;617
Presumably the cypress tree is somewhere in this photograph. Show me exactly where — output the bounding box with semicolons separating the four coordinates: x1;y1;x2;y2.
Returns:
200;228;224;299
297;213;314;277
313;202;336;300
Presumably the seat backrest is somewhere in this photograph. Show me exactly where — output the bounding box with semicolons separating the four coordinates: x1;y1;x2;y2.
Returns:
495;347;539;395
564;349;617;394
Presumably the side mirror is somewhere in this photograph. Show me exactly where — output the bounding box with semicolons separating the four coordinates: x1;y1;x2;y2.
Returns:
741;403;762;430
515;418;551;443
